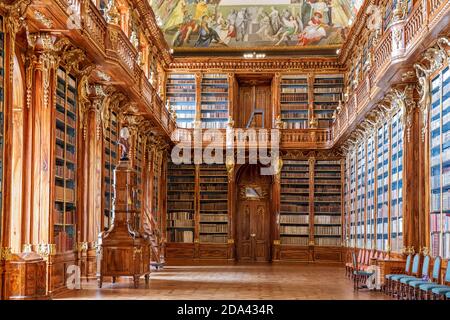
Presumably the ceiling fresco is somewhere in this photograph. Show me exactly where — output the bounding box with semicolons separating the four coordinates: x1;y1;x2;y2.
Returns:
150;0;363;51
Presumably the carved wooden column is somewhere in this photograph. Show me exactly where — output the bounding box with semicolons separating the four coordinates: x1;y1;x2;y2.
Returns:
226;158;235;261
272;156;282;261
308;156;315;260
272;73;281;129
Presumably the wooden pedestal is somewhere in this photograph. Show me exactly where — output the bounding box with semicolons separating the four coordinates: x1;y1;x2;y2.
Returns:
4;252;48;300
97;160;150;288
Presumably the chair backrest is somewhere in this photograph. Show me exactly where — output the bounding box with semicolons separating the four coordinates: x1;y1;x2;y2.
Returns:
363;250;370;265
357;249;363;263
352;251;358;269
410;254;421;276
421;255;431;278
431;256;442;282
444;260;450;284
404;254;412;273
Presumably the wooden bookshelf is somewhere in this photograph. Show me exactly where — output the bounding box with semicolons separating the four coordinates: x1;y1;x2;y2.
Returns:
313;160;342;247
200;74;229;129
53;67;78;253
356;143;366;248
390;110;404;253
429;66;450;258
199;164;228;244
167;162;195;243
280;160;310;245
349;150;357;247
366;135;376;249
280;75;309;129
152;158;159;219
134;133;143;213
376;122;390;251
166;73;196;129
313;74;344;129
103;110;119;230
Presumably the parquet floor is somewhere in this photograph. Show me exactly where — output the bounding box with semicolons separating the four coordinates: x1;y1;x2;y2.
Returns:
57;263;390;300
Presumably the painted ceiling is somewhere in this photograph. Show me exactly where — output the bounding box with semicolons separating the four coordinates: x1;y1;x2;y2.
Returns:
150;0;363;51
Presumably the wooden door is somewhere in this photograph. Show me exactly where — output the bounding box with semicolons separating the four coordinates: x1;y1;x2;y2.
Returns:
236;166;271;262
237;85;272;128
238;199;270;261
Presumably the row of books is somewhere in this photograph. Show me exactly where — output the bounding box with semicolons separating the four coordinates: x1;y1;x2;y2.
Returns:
281;236;309;245
202;96;228;102
199;234;227;243
314;195;340;202
56;96;76;112
167;201;194;210
200;177;227;183
281;195;309;202
53;209;76;225
281;79;308;85
282;112;309;119
280;225;309;235
201;214;228;222
200;224;228;233
201;104;229;110
168;184;194;191
283;122;308;129
282;172;309;178
281;187;309;193
200;122;228;129
315;237;341;246
315;179;341;185
280;103;309;110
200;185;227;192
315;186;341;193
167;220;195;228
200;203;227;211
281;88;308;93
55;186;75;202
314;104;338;110
168;193;194;200
168;97;195;102
281;204;309;212
202;87;228;93
281;94;308;102
55;145;76;162
314;215;341;224
170;105;196;111
314;94;342;102
200;194;227;200
314;226;341;235
167;85;195;90
55;165;75;180
315;112;335;119
280;215;309;224
315;204;341;212
167;211;194;221
314;78;343;84
54;230;76;252
169;176;195;183
56;129;76;144
201;112;228;118
168;230;194;243
313;87;343;93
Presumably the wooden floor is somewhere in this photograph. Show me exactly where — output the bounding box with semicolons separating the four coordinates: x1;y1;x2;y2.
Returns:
57;263;389;300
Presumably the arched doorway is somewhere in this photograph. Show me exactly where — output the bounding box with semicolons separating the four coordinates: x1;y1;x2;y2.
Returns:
235;165;272;262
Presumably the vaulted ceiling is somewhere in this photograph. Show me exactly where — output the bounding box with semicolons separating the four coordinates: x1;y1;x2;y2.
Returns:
150;0;363;56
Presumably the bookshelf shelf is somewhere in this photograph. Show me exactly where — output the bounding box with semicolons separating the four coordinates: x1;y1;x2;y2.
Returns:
314;160;342;247
429;66;450;259
167;162;195;243
199;164;228;244
200;74;229;129
313;75;343;129
280;75;309;129
53;67;78;253
103;109;119;230
166;74;196;129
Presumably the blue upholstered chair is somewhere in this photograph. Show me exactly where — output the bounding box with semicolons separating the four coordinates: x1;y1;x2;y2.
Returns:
418;259;450;300
407;256;441;300
446;292;450;300
352;251;374;291
389;253;420;298
383;253;412;296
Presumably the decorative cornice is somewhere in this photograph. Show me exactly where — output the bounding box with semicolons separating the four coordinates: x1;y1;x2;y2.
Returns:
169;58;342;72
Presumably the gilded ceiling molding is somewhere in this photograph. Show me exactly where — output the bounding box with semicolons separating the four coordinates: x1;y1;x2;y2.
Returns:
34;10;53;28
169;58;342;73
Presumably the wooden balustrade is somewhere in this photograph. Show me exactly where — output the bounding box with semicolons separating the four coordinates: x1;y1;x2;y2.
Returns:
374;29;393;75
83;0;107;51
404;1;425;49
356;77;369;112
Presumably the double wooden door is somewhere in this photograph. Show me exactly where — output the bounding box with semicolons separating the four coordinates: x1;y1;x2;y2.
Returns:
237;198;270;262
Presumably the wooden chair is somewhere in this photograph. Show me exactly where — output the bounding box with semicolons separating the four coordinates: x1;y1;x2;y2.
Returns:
398;254;431;300
407;256;441;300
352;251;374;291
417;259;450;300
345;250;354;278
390;253;421;299
383;253;412;295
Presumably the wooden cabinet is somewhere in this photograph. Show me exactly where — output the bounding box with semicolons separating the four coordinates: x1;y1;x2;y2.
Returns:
97;161;150;288
4;253;47;300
